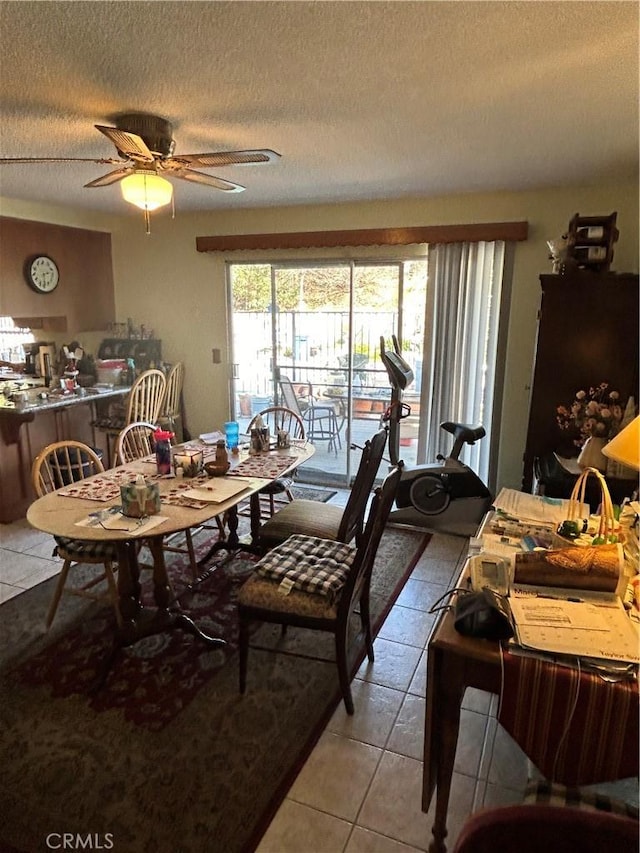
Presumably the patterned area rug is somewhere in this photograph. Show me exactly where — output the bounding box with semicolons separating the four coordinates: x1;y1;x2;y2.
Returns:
289;484;338;502
0;525;429;853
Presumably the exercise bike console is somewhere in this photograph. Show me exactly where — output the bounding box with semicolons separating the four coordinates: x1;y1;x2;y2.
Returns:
381;336;493;536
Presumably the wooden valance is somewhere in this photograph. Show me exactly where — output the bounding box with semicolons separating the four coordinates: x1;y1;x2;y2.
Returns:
196;221;528;253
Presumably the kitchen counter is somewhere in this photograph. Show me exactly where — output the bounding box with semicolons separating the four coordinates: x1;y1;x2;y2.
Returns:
0;384;130;523
0;385;129;415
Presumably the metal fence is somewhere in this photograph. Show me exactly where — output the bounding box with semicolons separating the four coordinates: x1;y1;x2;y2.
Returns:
233;309;401;401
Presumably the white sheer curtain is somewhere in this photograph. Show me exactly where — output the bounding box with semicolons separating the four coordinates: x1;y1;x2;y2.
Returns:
416;241;506;485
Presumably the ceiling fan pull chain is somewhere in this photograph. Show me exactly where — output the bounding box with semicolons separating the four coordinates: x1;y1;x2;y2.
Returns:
144;208;151;235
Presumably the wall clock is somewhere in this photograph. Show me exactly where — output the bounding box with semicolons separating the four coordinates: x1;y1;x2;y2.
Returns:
25;254;60;293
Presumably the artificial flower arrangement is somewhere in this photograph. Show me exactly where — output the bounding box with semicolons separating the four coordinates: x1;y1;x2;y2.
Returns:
556;382;623;448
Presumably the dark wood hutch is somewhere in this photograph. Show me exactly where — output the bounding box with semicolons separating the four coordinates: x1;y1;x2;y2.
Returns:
522;271;639;500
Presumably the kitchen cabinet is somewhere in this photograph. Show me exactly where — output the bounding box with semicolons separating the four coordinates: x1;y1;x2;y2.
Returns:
522;272;639;496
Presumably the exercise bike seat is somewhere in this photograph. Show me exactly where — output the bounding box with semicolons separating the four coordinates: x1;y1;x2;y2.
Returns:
440;422;487;464
440;421;486;443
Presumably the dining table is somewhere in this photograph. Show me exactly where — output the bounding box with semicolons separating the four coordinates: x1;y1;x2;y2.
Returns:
26;438;315;678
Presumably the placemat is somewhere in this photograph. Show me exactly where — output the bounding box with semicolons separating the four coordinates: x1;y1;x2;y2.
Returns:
227;454;297;479
57;468;139;502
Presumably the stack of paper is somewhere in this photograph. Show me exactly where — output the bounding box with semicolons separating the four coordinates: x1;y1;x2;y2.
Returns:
493;488;589;527
509;594;639;665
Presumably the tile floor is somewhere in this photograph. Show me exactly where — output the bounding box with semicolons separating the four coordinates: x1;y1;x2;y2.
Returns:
1;495;635;853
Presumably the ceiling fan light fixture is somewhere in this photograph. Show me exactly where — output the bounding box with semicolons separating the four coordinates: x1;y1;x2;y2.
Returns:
120;170;173;211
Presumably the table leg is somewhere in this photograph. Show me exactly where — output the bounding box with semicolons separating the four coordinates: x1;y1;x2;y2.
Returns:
93;535;226;690
146;536;227;647
423;644;466;853
115;539;142;626
249;493;262;543
227;504;240;548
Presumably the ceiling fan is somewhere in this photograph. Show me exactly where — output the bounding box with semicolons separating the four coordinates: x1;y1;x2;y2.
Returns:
0;112;280;229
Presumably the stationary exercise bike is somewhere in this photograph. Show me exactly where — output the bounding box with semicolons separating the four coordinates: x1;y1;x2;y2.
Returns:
380;335;493;537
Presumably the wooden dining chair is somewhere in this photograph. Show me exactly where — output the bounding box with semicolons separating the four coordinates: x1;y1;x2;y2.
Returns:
115;420;158;465
158;361;185;442
93;369;167;466
257;428;388;550
115;420;223;581
246;406;306;517
238;463;402;714
31;440;122;629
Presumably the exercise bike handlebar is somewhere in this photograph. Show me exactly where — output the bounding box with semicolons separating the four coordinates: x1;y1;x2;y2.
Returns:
380;335;414;390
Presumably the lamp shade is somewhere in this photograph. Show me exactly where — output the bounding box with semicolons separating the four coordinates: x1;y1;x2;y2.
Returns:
120;171;173;211
602;415;640;471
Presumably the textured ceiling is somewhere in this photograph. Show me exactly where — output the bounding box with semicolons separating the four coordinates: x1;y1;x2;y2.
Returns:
0;1;637;215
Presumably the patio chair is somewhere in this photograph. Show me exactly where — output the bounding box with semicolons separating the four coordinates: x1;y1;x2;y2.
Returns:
246;406;306;517
279;375;342;455
238;463;402;714
257;428;388;550
31;440;122;629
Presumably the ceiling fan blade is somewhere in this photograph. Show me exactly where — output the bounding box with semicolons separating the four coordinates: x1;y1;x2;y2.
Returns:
173;149;281;168
0;156;123;165
173;169;245;193
84;167;132;188
95;125;155;162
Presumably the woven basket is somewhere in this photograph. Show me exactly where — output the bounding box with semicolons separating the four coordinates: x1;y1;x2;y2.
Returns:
567;466;618;544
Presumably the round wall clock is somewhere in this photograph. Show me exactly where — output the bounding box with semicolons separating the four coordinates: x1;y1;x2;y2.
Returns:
25;254;60;293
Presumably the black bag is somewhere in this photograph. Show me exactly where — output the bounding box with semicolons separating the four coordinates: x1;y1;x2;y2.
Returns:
454;588;514;641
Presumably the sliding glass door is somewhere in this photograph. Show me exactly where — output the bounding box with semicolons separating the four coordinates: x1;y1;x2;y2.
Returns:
228;260;428;485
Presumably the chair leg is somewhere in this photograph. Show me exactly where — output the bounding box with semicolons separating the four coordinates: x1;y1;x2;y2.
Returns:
239;610;249;694
335;628;354;715
359;591;375;662
103;561;123;628
46;559;73;629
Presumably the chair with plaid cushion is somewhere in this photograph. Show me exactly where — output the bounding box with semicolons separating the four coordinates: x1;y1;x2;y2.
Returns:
31;440;122;629
257;428;387;550
237;463;402;714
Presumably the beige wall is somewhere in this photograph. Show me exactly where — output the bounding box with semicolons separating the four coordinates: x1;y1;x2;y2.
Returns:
2;178;638;491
